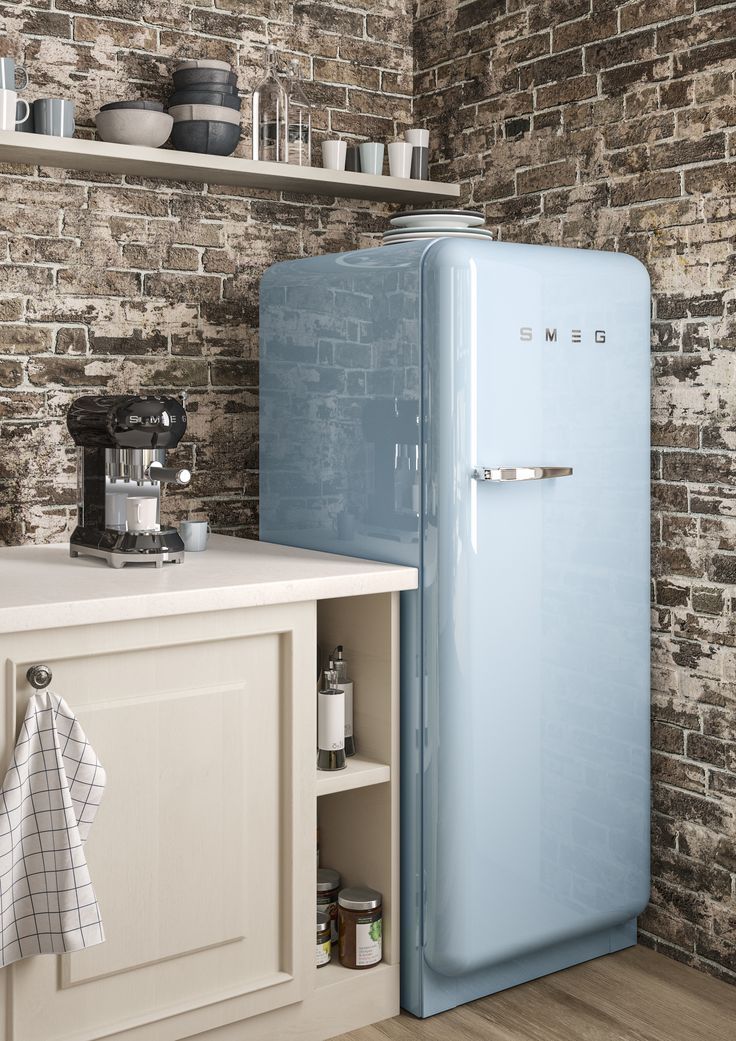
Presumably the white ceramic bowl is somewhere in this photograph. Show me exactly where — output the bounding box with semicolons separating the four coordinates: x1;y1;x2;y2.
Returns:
168;103;241;126
95;108;173;147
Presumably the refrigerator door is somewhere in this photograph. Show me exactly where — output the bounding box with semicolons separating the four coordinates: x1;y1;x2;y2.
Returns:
420;240;650;983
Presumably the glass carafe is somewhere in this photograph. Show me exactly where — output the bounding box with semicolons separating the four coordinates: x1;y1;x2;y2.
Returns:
285;59;312;166
252;45;287;162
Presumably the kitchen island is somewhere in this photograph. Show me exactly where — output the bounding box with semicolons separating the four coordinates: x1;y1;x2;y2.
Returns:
0;536;417;1041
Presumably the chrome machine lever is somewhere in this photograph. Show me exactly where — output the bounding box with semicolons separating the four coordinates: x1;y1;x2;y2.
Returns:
146;462;192;486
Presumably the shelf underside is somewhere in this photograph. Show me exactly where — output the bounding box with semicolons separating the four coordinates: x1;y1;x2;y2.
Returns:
0;131;460;203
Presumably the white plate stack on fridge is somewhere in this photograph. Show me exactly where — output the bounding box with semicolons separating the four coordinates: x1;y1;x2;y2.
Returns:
382;208;493;244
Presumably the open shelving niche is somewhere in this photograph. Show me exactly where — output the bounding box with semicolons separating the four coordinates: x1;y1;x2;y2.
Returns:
314;590;400;1024
0;129;460;203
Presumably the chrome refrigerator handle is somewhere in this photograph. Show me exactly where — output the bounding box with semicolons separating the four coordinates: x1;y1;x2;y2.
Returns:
472;466;573;482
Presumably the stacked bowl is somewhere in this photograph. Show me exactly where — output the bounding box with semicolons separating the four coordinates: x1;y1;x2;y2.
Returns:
168;59;241;156
95;100;173;147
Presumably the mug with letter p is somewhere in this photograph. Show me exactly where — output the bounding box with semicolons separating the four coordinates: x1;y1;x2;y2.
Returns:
0;89;29;132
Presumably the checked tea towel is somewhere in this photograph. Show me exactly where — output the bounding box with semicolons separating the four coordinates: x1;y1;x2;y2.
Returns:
0;691;106;966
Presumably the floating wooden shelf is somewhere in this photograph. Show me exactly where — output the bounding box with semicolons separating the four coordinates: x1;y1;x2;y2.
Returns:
0;130;460;202
316;754;390;796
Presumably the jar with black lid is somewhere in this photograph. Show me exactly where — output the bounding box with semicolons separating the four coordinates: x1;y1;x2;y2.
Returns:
317;867;340;942
338;886;382;969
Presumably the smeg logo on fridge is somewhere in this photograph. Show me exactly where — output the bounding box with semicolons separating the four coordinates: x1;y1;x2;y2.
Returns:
519;327;607;344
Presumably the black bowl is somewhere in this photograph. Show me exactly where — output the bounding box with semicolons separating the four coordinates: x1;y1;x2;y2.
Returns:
172;68;238;90
171;119;240;156
168;90;241;111
171;81;239;97
100;100;165;112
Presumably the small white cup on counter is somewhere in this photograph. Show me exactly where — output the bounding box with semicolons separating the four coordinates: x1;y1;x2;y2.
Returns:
359;142;384;175
321;139;347;171
388;140;413;178
179;519;210;552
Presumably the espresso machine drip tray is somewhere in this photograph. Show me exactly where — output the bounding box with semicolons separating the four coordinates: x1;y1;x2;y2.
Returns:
70;527;187;569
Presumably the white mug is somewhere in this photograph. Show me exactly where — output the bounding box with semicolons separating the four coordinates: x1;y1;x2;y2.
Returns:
179;519;210;552
404;127;429;148
388;141;413;178
321;139;347;171
359;142;384;176
0;89;29;132
126;496;159;533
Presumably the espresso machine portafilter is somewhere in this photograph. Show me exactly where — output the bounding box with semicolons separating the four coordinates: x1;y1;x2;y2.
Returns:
67;394;192;568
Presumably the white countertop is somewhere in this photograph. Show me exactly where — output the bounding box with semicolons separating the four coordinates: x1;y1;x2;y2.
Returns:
0;535;418;634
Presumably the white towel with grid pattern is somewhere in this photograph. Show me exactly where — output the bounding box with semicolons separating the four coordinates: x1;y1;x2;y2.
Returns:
0;691;106;966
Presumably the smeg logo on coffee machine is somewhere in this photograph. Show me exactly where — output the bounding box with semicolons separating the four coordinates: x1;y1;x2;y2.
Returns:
127;414;177;425
519;327;607;343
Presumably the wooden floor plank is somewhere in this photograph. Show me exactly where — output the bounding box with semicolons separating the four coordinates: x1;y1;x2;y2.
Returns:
332;947;736;1041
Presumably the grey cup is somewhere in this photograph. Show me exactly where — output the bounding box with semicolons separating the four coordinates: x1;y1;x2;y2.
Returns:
410;146;429;180
0;58;28;92
34;98;75;138
345;145;361;172
359;142;384;176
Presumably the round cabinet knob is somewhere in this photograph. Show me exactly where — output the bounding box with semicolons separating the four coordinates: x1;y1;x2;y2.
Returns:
26;665;53;689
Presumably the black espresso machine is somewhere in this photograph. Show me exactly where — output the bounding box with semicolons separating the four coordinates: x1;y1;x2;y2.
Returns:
67;394;192;568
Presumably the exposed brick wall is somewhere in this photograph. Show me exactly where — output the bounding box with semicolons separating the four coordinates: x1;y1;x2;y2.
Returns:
0;0;411;542
414;0;736;984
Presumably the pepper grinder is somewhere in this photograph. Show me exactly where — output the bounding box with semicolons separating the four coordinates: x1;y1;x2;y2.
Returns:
332;645;356;757
317;668;346;771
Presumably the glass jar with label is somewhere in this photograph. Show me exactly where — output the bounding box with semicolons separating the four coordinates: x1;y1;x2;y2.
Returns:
338;886;382;969
317;867;340;943
316;910;331;967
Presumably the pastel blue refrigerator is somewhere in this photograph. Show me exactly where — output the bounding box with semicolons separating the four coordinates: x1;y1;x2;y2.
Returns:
259;238;651;1017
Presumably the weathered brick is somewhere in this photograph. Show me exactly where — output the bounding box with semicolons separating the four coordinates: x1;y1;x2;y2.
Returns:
0;325;52;355
653;721;686;755
601;57;673;94
585;29;657;71
620;0;693;31
73;16;156;48
519;49;585;88
55;328;88;355
536;74;598;108
517;159;577;194
651;133;726;170
612;167;682;204
654;784;732;831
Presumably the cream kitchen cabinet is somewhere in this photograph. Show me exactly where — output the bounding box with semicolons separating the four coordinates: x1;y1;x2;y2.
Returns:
0;537;416;1041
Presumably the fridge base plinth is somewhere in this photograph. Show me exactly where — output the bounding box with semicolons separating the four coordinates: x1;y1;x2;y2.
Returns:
404;917;638;1019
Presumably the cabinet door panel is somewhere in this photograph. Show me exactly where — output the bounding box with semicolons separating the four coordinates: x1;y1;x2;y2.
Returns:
4;604;314;1041
64;681;250;984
